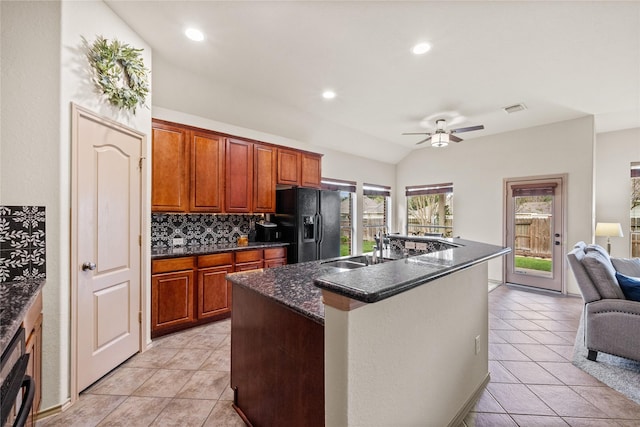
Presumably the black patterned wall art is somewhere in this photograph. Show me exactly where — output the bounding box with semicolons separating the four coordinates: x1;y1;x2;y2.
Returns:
0;206;46;282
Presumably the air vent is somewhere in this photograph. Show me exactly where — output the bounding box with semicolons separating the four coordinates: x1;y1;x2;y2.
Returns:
503;103;527;114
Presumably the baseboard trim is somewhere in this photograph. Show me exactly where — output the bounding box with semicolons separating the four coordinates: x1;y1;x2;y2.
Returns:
36;400;70;422
448;372;490;427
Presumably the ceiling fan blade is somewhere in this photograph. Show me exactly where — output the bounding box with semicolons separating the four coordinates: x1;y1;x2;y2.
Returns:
403;132;430;135
451;124;484;134
416;136;433;145
449;134;463;143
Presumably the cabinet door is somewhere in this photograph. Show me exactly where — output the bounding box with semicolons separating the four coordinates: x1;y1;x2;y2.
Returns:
226;138;253;213
152;122;189;212
190;131;225;212
253;143;277;212
25;314;42;427
151;270;195;335
301;153;322;189
198;265;234;319
277;148;301;186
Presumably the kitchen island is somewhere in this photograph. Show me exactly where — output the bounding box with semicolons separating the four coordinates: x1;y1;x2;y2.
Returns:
227;237;509;427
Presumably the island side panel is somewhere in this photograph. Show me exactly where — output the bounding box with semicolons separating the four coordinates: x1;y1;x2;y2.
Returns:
324;262;489;426
231;283;324;427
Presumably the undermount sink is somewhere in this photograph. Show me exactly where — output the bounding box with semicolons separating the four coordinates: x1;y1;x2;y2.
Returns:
321;260;367;270
321;254;395;271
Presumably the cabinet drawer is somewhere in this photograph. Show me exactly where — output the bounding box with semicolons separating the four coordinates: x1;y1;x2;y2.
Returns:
198;253;233;268
235;249;263;263
264;247;286;260
235;261;264;272
152;257;196;274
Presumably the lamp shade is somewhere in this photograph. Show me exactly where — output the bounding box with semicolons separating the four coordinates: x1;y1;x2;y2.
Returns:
431;133;449;148
595;222;624;238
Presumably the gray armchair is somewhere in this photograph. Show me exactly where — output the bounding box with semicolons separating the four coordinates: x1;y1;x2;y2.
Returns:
566;242;640;362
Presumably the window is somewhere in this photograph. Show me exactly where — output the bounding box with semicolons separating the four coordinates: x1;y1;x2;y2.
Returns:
406;183;453;237
363;183;390;252
631;163;640;257
322;178;356;256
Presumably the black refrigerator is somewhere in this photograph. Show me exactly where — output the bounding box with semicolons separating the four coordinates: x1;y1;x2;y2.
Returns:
274;188;341;264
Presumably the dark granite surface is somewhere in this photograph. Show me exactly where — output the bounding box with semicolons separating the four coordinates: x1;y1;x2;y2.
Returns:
315;238;510;303
0;279;45;356
226;237;510;322
151;241;289;260
227;261;335;325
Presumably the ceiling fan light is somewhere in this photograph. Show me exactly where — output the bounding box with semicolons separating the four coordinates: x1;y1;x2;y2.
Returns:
431;133;449;147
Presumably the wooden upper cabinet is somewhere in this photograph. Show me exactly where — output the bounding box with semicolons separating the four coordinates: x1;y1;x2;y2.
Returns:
253;143;277;212
226;138;254;213
277;148;301;186
152;122;189;212
190;131;225;212
301;152;322;189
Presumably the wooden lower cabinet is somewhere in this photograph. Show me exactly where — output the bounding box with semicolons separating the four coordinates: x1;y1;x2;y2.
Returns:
151;269;195;336
24;294;43;427
151;247;286;337
264;247;287;268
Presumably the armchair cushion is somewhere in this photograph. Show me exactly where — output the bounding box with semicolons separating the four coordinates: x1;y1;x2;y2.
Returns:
611;257;640;277
582;250;626;299
615;272;640;302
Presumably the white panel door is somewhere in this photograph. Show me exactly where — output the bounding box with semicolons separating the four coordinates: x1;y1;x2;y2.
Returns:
74;106;142;391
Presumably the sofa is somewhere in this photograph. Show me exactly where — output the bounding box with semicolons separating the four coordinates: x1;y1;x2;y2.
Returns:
566;242;640;362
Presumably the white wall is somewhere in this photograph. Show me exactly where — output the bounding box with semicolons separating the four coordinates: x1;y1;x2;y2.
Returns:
153;106;396;254
396;116;595;295
1;0;152;411
325;263;489;426
595;127;640;257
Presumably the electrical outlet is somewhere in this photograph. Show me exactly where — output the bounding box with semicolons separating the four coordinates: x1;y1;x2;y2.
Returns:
475;335;481;355
405;241;416;249
415;242;427;251
172;237;184;247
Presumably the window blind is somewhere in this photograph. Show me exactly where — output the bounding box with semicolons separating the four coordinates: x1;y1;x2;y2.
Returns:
405;182;453;197
363;183;391;197
511;183;557;197
321;178;357;193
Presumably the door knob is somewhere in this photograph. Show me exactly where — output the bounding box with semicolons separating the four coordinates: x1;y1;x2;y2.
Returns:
82;262;96;271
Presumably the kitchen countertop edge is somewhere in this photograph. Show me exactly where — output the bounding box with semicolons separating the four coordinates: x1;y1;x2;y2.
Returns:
1;279;46;356
151;241;289;260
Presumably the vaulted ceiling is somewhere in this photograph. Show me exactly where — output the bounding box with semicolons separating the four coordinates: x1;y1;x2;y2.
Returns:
106;1;640;163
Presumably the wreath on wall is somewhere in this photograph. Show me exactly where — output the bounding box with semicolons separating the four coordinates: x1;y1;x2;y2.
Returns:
86;36;149;114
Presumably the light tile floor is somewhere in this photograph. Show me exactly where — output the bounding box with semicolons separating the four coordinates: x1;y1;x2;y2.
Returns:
39;319;244;427
464;284;640;427
39;285;640;426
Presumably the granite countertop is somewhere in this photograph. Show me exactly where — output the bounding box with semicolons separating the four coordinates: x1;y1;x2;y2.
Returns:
226;237;510;323
226;261;337;325
0;279;45;356
151;241;289;260
315;238;510;303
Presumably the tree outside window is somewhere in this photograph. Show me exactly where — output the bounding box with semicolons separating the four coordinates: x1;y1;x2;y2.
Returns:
631;164;640;256
321;178;357;257
363;184;390;253
406;183;453;237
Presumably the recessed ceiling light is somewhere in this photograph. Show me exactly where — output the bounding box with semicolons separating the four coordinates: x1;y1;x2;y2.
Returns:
322;90;336;100
185;28;204;42
412;43;431;55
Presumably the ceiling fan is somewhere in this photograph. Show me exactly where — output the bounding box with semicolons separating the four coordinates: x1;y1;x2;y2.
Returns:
403;119;485;147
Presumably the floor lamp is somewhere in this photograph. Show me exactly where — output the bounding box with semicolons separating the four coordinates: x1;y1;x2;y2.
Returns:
595;222;624;254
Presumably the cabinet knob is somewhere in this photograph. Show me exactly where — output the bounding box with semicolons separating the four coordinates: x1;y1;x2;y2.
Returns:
82;262;96;271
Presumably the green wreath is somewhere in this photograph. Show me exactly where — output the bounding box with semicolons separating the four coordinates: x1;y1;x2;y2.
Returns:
86;36;149;113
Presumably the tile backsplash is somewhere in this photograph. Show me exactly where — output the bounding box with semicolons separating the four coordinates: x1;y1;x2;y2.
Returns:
151;213;265;248
0;206;46;282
